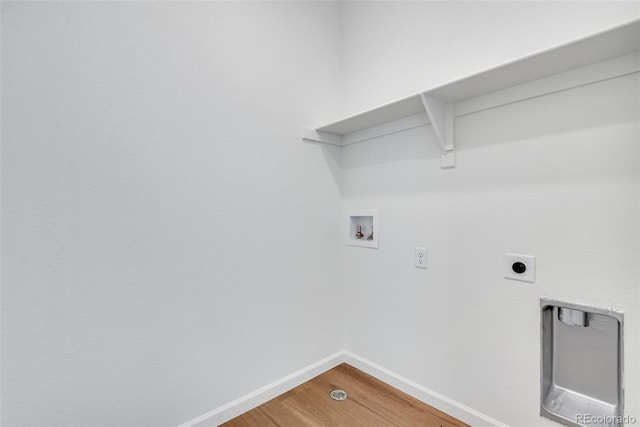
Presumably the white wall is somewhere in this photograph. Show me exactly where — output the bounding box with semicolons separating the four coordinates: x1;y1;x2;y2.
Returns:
340;0;640;115
1;2;343;425
340;2;640;426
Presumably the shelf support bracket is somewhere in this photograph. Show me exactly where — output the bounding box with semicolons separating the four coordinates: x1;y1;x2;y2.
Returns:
420;93;455;169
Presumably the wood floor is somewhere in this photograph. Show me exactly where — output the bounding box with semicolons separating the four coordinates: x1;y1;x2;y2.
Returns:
221;364;468;427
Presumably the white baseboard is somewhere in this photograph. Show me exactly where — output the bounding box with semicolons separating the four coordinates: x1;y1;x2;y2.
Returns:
178;351;346;427
178;349;507;427
343;351;509;427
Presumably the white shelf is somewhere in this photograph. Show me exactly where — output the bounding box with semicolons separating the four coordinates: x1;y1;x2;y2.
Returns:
302;19;640;168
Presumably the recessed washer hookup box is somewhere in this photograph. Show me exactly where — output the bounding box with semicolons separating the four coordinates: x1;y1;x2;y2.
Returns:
540;298;623;427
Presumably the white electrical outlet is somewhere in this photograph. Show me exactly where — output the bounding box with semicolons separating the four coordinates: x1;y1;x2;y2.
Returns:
415;247;427;269
504;253;536;283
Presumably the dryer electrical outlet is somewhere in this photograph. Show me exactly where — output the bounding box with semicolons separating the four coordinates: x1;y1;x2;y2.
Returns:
504;253;535;282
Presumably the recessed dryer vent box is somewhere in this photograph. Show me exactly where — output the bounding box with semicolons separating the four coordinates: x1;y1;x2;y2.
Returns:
346;210;378;248
540;298;623;427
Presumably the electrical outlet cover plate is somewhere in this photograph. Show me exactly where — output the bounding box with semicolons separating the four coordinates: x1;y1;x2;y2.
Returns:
415;247;427;269
504;253;535;283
